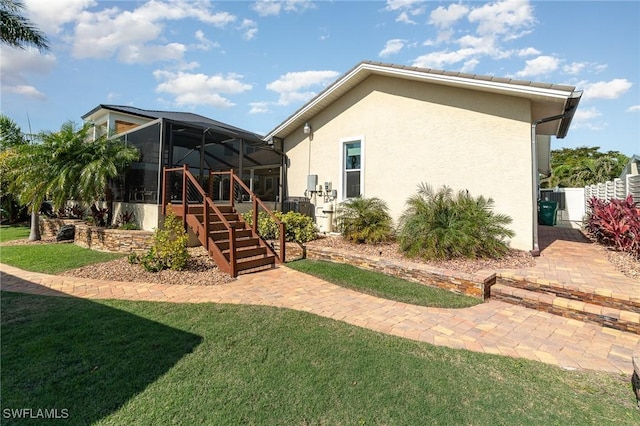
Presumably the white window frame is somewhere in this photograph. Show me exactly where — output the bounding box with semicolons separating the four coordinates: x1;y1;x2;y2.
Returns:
339;136;365;200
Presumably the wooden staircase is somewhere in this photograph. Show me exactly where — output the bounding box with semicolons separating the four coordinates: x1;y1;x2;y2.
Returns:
162;166;284;277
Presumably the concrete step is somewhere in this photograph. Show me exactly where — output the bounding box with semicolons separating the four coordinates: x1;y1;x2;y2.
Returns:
491;283;640;334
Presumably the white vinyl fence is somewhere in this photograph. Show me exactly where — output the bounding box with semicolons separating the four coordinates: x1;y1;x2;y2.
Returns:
584;174;640;209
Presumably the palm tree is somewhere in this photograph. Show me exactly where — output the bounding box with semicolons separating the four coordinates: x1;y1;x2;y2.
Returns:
40;121;139;226
336;196;394;244
0;0;49;51
5;139;52;240
77;133;139;226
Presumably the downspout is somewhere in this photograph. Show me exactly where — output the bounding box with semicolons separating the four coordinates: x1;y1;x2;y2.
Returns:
530;113;567;256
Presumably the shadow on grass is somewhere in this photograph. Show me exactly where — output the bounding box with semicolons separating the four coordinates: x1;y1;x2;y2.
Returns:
1;278;202;426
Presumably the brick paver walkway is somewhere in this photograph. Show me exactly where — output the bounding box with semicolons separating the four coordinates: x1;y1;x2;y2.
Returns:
2;260;638;375
501;226;639;302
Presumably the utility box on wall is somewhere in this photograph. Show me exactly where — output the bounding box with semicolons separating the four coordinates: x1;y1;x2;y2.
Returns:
307;175;318;193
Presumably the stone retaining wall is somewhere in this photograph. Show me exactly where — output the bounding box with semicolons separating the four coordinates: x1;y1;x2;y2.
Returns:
74;224;152;253
305;246;495;300
40;218;84;238
40;218;153;253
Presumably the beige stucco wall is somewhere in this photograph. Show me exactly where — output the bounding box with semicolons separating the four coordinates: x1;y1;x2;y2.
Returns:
284;74;535;251
112;202;160;231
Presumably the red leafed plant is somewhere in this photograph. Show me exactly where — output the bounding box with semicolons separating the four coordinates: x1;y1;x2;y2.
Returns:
585;195;640;259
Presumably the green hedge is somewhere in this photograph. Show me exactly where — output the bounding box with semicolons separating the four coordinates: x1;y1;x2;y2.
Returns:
242;210;318;243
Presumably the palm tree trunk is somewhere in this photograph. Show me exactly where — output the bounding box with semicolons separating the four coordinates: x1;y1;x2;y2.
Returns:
28;209;41;241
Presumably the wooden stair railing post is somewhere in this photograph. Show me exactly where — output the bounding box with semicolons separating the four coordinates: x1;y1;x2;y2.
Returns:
279;222;286;263
161;167;167;215
182;164;188;230
252;197;258;235
229;169;235;208
229;226;237;277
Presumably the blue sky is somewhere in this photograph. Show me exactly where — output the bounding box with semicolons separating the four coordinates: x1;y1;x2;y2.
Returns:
2;0;639;156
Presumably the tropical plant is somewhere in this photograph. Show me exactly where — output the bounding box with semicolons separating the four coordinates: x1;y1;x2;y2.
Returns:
398;183;515;260
541;147;628;188
242;210;317;243
0;0;49;51
336;196;394;244
129;212;189;272
585;195;639;259
3;136;52;240
38;121;139;226
0;115;29;223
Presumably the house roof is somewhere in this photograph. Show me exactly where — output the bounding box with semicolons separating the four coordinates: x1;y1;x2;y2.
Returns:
82;104;264;143
264;60;582;141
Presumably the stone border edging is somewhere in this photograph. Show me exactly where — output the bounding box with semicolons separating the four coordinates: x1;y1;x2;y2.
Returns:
305;246;495;300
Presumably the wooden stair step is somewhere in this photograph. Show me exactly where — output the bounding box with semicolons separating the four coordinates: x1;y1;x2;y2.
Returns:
214;237;260;251
491;283;640;334
236;255;276;273
225;246;268;259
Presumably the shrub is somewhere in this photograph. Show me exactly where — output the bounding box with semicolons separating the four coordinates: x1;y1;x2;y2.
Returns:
242;210;318;243
117;210;139;230
585;195;639;259
336;196;394;244
129;212;189;272
398;183;515;260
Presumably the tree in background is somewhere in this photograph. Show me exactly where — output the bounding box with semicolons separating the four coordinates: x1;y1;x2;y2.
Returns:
3;120;139;239
0;0;49;50
0;115;29;223
541;146;629;188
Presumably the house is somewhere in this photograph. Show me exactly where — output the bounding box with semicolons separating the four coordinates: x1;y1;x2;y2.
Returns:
81;105;283;230
264;61;582;254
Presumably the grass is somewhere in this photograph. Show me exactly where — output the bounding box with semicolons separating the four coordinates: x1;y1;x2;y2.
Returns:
1;291;637;425
0;225;30;243
0;244;122;274
287;259;480;308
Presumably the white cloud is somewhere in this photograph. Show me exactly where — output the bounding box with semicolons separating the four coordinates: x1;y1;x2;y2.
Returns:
412;48;476;70
119;43;187;64
379;39;406;57
385;0;425;24
572;106;605;130
562;61;607;75
5;85;46;100
106;92;120;102
517;47;540;56
627;105;640;112
468;0;535;37
429;3;469;28
582;79;633;100
194;30;220;51
395;11;416;25
266;70;340;106
252;0;315;17
0;46;56;99
249;102;271;114
515;55;559;77
153;69;252;108
239;19;258;40
24;0;95;35
71;0;236;63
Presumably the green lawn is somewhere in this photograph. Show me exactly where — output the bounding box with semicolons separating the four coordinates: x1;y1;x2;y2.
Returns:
287;259;480;308
1;291;637;425
0;225;30;243
0;244;122;274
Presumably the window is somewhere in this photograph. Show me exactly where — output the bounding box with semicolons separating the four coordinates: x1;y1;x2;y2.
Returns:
343;139;362;198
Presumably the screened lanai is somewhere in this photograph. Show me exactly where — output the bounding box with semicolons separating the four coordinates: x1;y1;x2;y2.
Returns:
107;113;284;207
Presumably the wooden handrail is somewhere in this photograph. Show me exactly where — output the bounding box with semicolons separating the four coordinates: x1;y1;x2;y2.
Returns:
210;170;286;263
163;166;238;276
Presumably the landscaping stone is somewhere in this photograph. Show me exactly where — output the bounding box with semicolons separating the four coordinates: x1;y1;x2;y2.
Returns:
56;225;75;241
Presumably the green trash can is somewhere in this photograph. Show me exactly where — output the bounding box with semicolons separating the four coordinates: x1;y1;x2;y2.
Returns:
538;200;558;226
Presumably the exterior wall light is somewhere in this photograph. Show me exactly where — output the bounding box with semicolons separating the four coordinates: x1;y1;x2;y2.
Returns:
303;122;311;135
